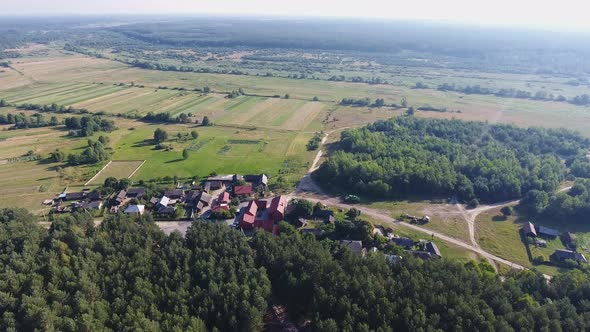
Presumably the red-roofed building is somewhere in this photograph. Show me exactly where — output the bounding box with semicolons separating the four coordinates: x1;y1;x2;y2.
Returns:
218;191;230;204
234;185;254;196
239;196;288;234
240;200;259;229
268;196;288;222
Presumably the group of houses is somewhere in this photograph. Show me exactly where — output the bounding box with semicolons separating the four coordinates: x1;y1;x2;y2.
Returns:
521;221;587;264
44;174;296;237
43;189;105;214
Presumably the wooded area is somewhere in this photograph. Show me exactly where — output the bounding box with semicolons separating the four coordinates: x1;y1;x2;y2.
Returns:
2;208;590;330
315;117;590;203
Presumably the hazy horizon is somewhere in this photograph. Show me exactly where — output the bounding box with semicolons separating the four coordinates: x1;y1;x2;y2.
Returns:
3;0;590;32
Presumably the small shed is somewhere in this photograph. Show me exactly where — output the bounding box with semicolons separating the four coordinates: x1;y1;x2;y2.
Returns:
521;222;537;237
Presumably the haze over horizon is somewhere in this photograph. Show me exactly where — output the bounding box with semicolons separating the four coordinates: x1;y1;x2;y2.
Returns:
3;0;590;32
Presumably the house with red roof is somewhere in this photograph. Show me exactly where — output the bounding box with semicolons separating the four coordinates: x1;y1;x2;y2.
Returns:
234;185;254;196
268;196;288;222
211;191;231;212
239;196;287;234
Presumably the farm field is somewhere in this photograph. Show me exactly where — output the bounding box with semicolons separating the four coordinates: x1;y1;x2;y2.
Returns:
3;52;590;136
85;160;145;185
110;124;316;182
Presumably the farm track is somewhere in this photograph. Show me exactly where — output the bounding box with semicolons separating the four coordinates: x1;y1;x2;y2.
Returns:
290;128;552;278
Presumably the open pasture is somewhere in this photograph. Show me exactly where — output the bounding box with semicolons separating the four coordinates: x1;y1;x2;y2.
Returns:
85;160;145;185
110;124;315;182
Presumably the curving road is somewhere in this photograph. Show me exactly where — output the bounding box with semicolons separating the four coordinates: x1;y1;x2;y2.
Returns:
292;130;554;278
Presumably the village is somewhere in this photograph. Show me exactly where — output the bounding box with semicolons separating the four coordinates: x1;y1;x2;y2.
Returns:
521;221;587;267
41;173;443;261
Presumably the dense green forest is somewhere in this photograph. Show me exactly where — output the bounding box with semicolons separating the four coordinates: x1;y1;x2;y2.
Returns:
522;179;590;221
3;208;590;330
315;117;590;203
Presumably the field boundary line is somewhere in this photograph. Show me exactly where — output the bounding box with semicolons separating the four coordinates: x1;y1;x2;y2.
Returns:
128;160;146;179
84;161;112;186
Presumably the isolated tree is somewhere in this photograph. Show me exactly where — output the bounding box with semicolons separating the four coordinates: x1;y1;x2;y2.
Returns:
406;107;415;116
104;177;118;189
153;128;168;143
0;99;6;107
191;130;199;139
202;116;211;126
182;148;189;160
400;96;408;108
49;149;65;162
312;96;319;101
346;208;361;220
284;94;290;99
203;86;210;93
500;206;514;217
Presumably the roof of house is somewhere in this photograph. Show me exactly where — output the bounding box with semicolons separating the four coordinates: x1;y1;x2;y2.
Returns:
64;192;85;201
392;237;415;247
522;222;537;236
159;206;176;214
552;249;588;263
158;196;170;207
244;174;268;185
207;174;235;182
126;188;146;197
82;201;103;209
116;190;127;200
164;189;184;198
563;232;576;243
425;242;442;257
124;205;145;214
198;192;212;203
235;185;254;195
184;190;200;202
538;226;559;237
409;250;434;260
87;191;102;201
218;191;230;203
268;196;287;218
341;240;364;255
149;197;159;205
241;201;258;225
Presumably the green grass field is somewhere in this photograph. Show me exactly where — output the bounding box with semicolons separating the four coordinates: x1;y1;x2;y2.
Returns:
85;160;145;185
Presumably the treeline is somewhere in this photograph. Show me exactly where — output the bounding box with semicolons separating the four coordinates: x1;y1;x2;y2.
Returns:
64;116;116;137
329;75;388;84
0;112;59;129
16;102;90;114
340;97;386;107
436;82;590;105
128;59;247;75
522;179;590;222
315;117;590;203
142;112;193;124
3;208;590;330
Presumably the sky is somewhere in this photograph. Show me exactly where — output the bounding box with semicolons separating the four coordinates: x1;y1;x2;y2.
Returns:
4;0;590;31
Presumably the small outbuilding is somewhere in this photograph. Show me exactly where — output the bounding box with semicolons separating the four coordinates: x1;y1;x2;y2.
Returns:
521;222;537;237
